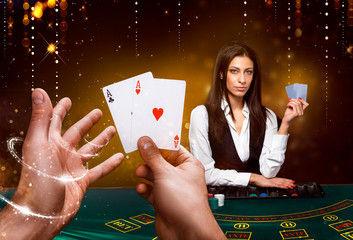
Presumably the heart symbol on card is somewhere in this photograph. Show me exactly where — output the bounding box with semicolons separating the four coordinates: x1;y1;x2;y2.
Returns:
174;135;179;148
135;89;140;95
153;108;164;121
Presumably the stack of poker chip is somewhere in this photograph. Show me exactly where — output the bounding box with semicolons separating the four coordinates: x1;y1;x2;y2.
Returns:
208;193;225;210
214;194;225;207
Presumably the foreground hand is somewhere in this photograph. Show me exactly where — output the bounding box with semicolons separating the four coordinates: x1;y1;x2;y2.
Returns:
136;136;226;240
0;89;123;239
250;173;295;189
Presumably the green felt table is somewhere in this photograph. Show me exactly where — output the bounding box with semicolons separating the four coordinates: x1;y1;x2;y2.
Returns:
1;185;353;239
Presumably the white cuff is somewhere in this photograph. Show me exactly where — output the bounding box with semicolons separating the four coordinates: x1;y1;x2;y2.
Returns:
223;172;251;187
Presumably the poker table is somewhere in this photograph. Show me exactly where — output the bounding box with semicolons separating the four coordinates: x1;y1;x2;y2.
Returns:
1;185;353;239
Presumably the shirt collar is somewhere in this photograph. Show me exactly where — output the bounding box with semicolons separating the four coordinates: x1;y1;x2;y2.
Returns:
221;97;249;117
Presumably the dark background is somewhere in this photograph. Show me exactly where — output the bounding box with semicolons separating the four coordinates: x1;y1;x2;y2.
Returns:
1;0;353;188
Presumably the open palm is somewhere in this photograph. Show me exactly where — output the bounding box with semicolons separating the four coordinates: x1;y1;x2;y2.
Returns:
12;89;123;232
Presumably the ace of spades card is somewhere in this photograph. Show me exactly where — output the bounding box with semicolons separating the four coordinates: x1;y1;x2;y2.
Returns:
102;72;154;153
131;78;186;152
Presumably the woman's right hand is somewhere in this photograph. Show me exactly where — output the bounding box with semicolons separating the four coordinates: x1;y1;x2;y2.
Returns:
249;173;296;189
278;98;309;135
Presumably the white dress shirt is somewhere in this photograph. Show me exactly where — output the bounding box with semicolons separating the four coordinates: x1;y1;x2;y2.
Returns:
189;99;289;187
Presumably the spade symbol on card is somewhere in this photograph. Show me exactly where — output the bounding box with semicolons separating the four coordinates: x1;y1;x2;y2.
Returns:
106;89;114;103
153;108;163;121
135;80;141;95
174;135;179;148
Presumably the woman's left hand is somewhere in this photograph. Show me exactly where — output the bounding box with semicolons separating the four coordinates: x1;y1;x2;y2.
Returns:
278;98;309;135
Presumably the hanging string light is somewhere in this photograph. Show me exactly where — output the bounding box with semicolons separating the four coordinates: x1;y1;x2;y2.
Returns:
265;0;277;24
348;0;353;26
7;0;14;47
2;0;7;58
324;0;329;127
30;0;44;92
287;1;292;85
28;1;38;91
57;0;64;99
243;0;247;43
60;0;68;44
178;0;181;54
294;0;302;45
22;0;30;55
265;0;273;32
135;0;139;58
339;0;346;56
274;0;277;24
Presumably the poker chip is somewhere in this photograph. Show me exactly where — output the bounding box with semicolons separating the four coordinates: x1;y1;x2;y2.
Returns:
259;193;269;197
209;198;219;210
270;191;279;197
214;194;225;207
208;193;214;199
249;193;258;198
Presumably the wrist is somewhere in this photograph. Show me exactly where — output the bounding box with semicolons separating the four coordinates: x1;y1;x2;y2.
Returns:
278;122;290;135
178;203;226;240
0;204;61;240
0;192;69;239
249;173;259;185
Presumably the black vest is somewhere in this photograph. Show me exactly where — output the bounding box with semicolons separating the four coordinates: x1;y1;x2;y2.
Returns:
208;110;281;173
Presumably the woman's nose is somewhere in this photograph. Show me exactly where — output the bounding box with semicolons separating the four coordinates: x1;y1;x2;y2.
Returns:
238;73;246;84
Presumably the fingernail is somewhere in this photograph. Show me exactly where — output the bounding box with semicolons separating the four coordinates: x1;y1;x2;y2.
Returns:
143;142;153;150
299;97;302;100
32;90;44;105
140;137;153;150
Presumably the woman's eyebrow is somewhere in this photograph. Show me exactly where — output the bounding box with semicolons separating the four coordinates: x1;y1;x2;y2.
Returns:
228;66;253;70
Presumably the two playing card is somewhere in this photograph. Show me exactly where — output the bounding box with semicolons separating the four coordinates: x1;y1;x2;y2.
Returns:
103;72;186;153
285;83;308;101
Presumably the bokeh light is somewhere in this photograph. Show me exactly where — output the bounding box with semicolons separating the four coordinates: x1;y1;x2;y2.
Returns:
32;2;44;19
47;0;56;9
47;43;56;54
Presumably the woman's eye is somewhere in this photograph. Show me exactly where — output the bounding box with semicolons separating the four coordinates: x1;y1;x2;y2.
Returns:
246;70;253;75
230;69;238;74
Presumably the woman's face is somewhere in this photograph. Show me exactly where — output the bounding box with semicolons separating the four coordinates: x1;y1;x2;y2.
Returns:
225;55;254;99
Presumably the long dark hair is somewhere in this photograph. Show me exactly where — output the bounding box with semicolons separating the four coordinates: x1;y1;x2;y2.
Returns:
205;41;268;146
